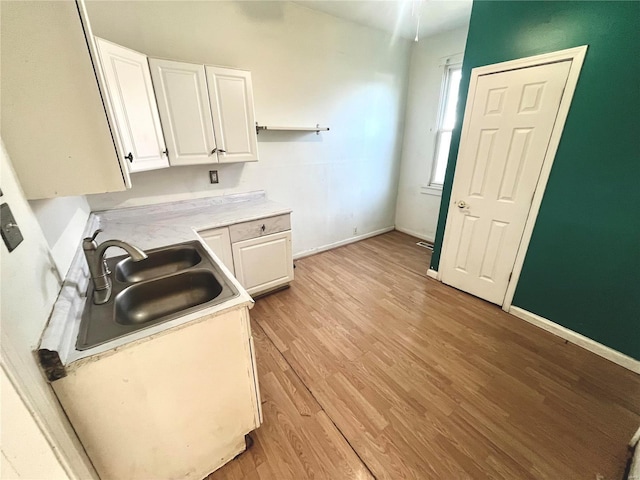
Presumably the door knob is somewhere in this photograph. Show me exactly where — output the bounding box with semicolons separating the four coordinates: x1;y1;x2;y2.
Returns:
457;200;468;209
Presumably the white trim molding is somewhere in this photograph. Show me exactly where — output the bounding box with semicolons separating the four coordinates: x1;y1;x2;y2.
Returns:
426;269;438;280
394;226;434;243
419;184;443;196
509;306;640;374
293;226;394;260
630;426;640;448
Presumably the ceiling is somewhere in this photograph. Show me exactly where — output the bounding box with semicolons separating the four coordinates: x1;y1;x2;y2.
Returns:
294;0;472;40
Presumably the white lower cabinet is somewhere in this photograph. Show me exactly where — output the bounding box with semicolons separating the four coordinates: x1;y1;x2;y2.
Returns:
52;307;260;480
199;213;293;297
199;227;235;273
233;231;293;296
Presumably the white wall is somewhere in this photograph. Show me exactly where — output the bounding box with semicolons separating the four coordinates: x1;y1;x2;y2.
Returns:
29;198;90;277
84;1;412;256
0;141;98;479
394;26;469;241
1;367;69;480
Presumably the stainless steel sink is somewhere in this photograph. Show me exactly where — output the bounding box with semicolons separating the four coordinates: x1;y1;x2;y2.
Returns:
77;241;239;350
115;246;202;283
115;270;222;325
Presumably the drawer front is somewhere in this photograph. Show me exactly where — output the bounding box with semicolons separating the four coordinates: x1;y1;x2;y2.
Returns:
229;214;290;243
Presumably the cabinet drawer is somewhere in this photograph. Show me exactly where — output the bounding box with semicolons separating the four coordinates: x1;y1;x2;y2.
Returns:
229;214;290;243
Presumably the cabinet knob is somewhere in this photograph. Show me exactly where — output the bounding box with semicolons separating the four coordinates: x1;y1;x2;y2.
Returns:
124;152;133;163
218;149;226;154
210;148;216;155
261;224;266;232
162;149;168;157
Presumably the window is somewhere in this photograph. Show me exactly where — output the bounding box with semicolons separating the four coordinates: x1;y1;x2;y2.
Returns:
430;64;462;188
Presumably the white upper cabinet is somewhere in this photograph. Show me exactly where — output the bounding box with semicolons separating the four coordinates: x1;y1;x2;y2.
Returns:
149;59;259;166
148;59;217;166
0;1;128;199
95;38;169;173
206;67;258;163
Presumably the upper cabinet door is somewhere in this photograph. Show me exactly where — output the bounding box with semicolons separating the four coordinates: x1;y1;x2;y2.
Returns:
0;1;127;199
149;59;217;166
95;38;168;173
205;67;259;163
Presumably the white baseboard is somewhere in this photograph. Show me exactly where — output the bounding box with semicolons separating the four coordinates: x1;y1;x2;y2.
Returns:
393;226;435;243
509;306;640;374
426;269;439;280
630;426;640;448
293;226;395;260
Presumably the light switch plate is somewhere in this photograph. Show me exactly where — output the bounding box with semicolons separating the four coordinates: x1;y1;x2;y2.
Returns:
1;203;24;252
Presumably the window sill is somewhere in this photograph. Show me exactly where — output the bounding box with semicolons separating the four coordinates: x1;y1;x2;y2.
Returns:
420;185;443;196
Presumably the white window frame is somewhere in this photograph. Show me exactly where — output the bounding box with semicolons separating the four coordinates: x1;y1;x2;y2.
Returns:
422;60;463;196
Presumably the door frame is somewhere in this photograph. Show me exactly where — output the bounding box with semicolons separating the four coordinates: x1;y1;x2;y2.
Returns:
437;45;588;311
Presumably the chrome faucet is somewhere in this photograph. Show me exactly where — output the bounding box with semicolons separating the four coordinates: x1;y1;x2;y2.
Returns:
82;229;147;304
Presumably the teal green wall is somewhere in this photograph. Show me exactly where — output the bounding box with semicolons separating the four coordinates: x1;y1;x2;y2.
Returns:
430;1;640;359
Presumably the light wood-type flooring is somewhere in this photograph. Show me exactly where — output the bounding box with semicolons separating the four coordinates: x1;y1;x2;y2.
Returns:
208;231;640;480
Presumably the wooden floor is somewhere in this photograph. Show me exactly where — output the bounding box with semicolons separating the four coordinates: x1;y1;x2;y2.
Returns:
209;231;640;480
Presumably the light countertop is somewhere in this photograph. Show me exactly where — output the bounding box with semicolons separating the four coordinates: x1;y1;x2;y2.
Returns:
39;191;291;372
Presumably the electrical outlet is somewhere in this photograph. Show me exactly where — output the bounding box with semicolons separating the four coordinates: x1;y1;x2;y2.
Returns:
209;170;219;184
353;226;358;235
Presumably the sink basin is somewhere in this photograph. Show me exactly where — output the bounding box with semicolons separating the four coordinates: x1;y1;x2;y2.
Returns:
77;241;239;350
115;245;201;283
115;270;222;325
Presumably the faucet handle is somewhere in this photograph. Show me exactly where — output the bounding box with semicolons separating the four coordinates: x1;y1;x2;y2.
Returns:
83;229;103;249
85;228;102;242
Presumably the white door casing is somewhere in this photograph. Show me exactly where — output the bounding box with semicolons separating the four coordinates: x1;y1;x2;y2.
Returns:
440;60;574;305
205;66;259;163
149;58;217;166
95;38;168;173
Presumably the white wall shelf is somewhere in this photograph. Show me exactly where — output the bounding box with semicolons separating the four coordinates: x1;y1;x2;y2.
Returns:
255;124;330;135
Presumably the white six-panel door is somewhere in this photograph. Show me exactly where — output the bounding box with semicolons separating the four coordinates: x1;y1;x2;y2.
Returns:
205;66;258;163
441;61;571;305
94;38;168;173
149;58;217;166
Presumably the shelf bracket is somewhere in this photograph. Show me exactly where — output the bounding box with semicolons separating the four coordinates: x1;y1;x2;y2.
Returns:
255;122;330;135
